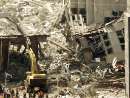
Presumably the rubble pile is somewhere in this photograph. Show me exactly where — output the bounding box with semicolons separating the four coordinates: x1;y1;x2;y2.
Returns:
0;0;126;98
44;29;125;98
0;0;64;36
38;12;125;98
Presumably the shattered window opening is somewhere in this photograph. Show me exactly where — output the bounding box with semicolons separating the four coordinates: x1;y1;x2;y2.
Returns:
104;40;111;47
121;45;125;50
107;48;113;54
116;29;125;51
79;8;86;15
71;8;78;14
119;37;125;43
103;33;109;40
116;30;124;37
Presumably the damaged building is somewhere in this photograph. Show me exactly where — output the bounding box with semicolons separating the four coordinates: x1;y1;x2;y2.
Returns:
0;0;128;98
65;0;126;63
70;0;126;24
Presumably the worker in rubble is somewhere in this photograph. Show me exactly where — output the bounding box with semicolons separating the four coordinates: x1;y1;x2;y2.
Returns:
15;88;19;98
36;90;45;98
10;89;15;98
5;88;11;98
0;85;3;93
0;84;4;98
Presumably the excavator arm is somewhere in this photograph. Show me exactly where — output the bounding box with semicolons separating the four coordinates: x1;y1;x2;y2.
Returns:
25;48;47;94
26;48;37;74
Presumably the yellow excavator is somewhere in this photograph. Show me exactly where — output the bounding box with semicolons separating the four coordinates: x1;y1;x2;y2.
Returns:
25;48;47;94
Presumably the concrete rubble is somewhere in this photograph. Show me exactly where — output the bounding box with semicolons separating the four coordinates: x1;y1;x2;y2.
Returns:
0;0;126;98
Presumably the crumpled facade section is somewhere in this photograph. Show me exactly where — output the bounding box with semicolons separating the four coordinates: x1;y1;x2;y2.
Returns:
0;0;64;36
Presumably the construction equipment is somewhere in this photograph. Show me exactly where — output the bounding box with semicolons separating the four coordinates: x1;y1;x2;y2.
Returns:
25;48;47;94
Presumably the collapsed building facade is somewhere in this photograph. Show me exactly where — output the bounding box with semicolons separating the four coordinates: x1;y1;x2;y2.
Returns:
0;0;127;98
64;0;126;63
0;0;126;76
70;0;126;24
0;0;66;79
